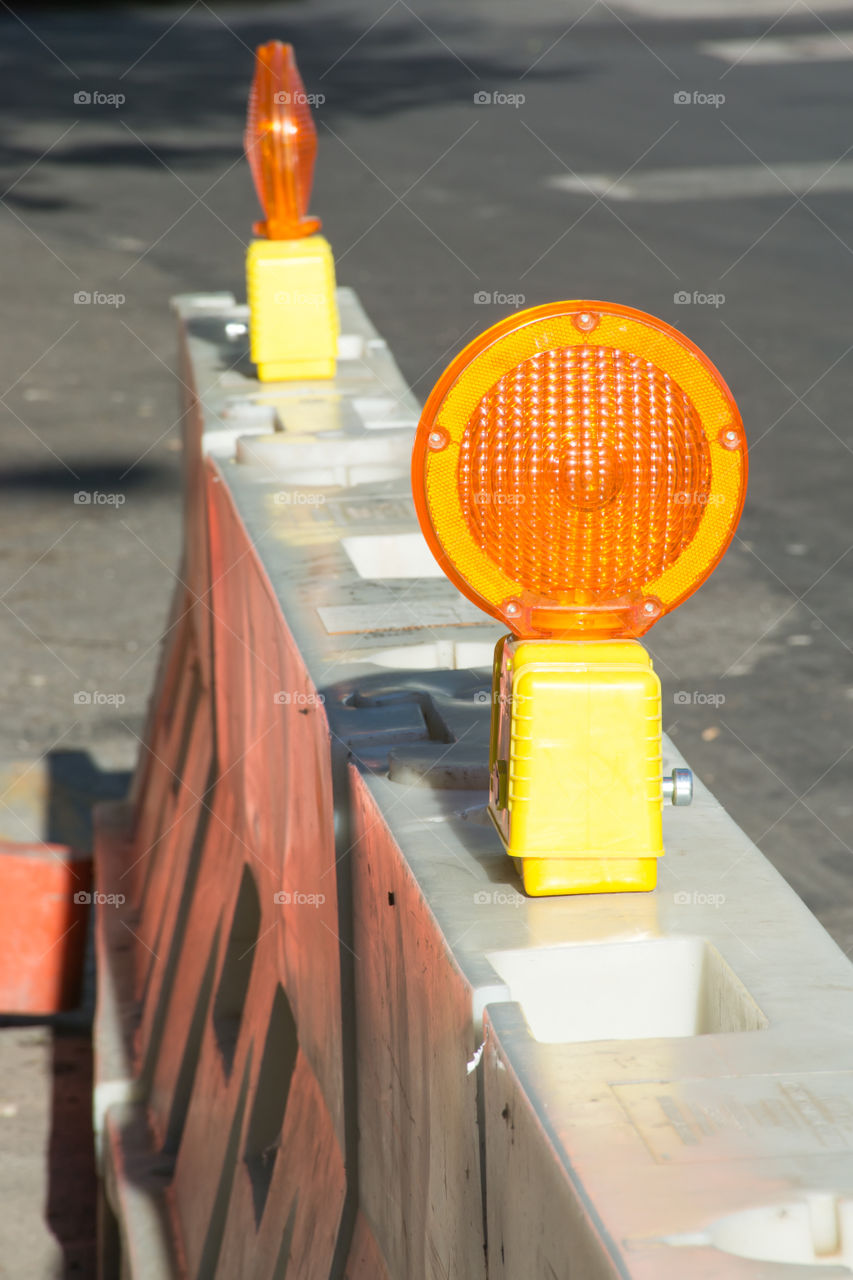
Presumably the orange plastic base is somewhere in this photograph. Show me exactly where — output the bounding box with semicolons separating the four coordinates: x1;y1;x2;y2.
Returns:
514;856;658;897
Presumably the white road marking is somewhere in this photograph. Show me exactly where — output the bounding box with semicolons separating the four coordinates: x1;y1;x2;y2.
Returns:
703;31;853;64
547;161;853;202
616;0;853;15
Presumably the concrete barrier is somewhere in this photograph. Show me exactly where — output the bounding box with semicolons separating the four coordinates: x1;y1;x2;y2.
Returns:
94;288;853;1278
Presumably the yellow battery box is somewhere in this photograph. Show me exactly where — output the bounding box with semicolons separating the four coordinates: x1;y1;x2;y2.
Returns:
488;636;663;897
246;234;338;381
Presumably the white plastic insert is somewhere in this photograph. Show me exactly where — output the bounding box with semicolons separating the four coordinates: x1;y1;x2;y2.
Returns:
360;640;496;670
337;334;365;360
487;937;766;1044
342;533;445;579
666;1194;853;1271
353;396;417;431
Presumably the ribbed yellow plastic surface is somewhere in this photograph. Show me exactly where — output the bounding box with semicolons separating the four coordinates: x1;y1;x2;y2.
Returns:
246;235;338;382
488;637;663;896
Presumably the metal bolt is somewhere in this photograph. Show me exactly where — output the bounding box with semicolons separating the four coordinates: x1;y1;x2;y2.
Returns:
663;768;693;806
574;311;599;333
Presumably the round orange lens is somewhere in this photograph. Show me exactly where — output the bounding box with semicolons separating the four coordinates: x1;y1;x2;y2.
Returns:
245;41;321;240
412;302;747;638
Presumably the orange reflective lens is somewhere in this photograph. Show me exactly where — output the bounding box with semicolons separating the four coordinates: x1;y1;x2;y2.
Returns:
245;41;321;240
412;302;747;638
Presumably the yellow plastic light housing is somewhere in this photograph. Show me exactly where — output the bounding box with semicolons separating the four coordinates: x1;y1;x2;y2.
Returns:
489;636;663;896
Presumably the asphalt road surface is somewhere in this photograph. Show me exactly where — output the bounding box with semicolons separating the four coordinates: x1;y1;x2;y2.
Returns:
2;0;853;1272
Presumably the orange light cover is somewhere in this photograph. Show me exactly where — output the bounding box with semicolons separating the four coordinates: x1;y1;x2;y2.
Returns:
412;302;747;639
244;41;321;240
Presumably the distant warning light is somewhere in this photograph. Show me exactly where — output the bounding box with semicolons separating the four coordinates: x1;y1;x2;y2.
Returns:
245;40;322;240
243;41;337;383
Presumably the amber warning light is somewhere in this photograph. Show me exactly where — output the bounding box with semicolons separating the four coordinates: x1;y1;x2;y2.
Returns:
413;301;747;897
245;40;321;241
412;301;747;639
243;40;338;383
